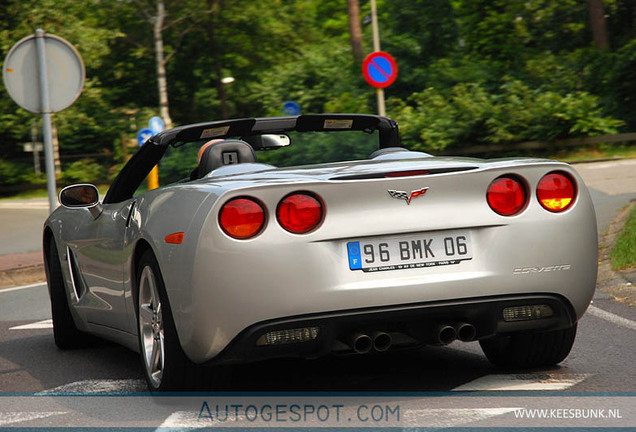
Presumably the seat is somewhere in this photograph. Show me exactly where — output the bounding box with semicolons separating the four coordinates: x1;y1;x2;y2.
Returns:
195;139;257;179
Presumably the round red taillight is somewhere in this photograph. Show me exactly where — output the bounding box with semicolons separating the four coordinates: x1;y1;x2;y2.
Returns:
219;197;265;239
277;193;323;234
487;176;527;216
537;172;576;212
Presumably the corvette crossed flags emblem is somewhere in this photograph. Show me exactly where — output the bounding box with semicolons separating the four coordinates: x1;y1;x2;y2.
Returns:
388;187;429;205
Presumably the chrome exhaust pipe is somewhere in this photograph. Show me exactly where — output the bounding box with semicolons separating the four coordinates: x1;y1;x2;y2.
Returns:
455;322;476;342
352;333;373;354
435;324;458;345
372;331;392;352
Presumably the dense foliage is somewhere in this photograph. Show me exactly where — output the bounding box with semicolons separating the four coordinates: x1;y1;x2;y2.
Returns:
1;0;635;189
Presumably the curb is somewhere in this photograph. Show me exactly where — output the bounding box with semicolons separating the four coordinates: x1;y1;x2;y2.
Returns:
0;264;45;289
597;200;636;306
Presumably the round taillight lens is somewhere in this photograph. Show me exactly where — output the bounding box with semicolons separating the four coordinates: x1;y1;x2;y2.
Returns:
219;197;265;239
277;193;323;234
487;176;527;216
537;172;576;212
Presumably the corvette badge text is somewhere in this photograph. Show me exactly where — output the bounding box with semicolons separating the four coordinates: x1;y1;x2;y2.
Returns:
513;264;572;275
388;187;429;205
198;402;400;425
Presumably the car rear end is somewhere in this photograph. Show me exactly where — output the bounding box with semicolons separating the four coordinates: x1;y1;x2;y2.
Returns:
179;158;597;364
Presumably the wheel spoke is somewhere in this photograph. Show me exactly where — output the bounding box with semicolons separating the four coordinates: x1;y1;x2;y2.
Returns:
139;304;154;324
151;337;162;371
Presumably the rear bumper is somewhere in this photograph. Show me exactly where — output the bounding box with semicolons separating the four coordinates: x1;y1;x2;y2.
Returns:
203;293;576;366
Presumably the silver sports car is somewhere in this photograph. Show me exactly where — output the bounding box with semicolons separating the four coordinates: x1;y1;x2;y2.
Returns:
43;114;598;391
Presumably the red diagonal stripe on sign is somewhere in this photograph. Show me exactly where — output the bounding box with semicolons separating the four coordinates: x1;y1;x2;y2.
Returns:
370;60;391;80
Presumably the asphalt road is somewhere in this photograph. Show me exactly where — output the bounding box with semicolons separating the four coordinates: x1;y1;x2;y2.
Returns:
1;159;635;428
0;199;49;255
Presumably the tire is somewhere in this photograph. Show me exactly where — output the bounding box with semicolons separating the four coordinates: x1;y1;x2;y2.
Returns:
45;238;94;349
136;249;226;391
479;324;577;369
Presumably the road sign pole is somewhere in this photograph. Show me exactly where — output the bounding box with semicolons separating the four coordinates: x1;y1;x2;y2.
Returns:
376;88;386;116
35;29;57;213
370;0;386;116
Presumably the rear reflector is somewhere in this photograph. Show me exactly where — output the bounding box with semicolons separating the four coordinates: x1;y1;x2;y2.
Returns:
537;172;576;212
219;197;266;239
487;176;527;216
164;232;185;244
256;327;320;346
502;305;554;322
277;193;324;234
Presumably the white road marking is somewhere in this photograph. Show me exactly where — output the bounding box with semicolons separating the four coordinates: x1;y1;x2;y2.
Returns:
37;379;147;394
0;411;67;427
402;408;521;428
0;282;46;294
587;305;636;331
453;373;590;391
9;319;53;330
159;411;204;429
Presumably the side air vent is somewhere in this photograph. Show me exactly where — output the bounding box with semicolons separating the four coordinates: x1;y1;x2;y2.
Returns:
67;248;86;301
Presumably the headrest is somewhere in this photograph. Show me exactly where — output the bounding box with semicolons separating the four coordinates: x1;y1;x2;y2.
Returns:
197;139;257;178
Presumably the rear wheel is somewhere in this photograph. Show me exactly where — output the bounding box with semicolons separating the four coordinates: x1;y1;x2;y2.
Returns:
479;324;577;369
45;238;94;349
136;249;225;391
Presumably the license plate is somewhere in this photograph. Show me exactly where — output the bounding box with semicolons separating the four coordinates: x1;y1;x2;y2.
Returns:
347;231;473;272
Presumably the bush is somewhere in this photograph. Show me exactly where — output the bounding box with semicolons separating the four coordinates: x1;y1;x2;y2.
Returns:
393;78;624;153
60;159;108;185
0;159;30;186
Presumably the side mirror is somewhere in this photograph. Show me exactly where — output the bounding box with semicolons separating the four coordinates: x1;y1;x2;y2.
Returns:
242;134;291;150
59;184;103;219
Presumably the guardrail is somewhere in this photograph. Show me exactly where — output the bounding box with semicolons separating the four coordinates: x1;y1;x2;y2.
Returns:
439;132;636;155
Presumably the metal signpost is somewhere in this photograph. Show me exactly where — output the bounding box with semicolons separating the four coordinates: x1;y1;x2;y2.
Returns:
3;29;85;213
145;117;163;190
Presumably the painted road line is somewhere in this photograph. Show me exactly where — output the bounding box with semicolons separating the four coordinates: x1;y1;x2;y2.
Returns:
10;319;53;330
402;408;521;428
588;305;636;331
0;411;67;427
0;282;46;294
37;379;147;394
452;373;590;391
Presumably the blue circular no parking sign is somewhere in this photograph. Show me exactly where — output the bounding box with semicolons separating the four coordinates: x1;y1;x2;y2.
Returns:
362;51;398;88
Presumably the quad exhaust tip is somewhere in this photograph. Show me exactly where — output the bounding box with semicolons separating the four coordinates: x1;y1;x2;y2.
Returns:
349;323;475;353
435;324;457;345
455;322;477;342
372;331;392;352
351;332;393;353
352;333;373;354
435;322;477;345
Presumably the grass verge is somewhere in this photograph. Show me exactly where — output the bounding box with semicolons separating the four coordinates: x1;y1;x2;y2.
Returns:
611;203;636;271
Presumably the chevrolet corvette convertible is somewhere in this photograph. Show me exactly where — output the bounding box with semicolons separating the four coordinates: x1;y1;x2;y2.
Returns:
43;114;598;391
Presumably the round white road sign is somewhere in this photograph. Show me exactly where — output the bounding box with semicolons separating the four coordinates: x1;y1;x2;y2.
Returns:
3;32;84;113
